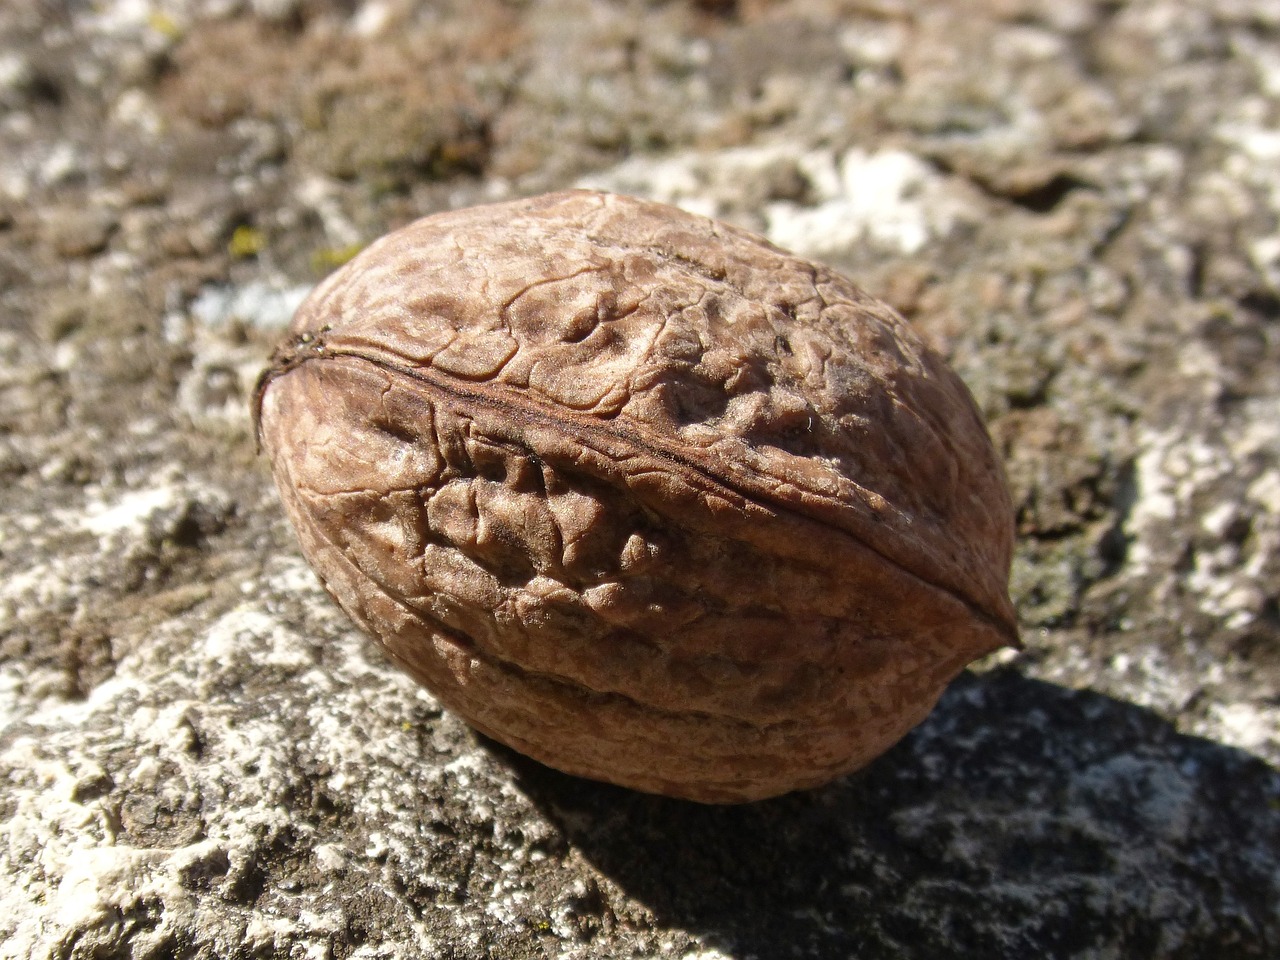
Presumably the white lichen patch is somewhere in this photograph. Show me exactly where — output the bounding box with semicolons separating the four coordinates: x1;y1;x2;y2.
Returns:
576;143;814;222
1126;415;1278;630
1250;468;1280;515
763;149;977;258
1215;74;1280;287
0;724;204;960
0;467;238;732
577;143;978;258
0;560;68;617
677;947;738;960
189;281;312;332
0;581;441;959
262;553;329;600
1128;429;1217;570
1198;701;1279;754
197;605;318;675
78;483;180;538
171;281;311;426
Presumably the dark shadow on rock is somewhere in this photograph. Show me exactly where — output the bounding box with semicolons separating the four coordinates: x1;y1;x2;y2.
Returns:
493;669;1280;960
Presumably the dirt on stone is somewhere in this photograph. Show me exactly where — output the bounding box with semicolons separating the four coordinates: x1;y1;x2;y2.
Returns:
0;1;1277;958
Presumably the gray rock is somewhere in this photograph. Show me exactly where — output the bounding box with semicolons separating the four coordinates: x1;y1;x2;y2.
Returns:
1;0;1276;957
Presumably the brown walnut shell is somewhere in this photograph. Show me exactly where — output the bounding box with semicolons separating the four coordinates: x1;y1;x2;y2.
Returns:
254;189;1018;803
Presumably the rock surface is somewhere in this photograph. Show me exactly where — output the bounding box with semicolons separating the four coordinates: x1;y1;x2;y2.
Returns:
1;0;1277;957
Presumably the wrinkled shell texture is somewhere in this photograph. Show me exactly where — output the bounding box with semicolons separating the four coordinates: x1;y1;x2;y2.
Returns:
256;190;1017;803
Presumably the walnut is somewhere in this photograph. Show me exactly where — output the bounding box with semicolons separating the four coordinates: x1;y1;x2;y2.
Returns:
253;190;1017;803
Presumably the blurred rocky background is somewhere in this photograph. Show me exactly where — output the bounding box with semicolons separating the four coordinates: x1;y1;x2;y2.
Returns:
1;0;1277;957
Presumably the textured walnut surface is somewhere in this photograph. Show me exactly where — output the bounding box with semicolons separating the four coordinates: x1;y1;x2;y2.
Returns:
255;190;1016;802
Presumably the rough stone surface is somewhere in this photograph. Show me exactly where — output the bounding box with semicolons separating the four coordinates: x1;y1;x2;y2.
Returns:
1;0;1277;956
256;190;1017;802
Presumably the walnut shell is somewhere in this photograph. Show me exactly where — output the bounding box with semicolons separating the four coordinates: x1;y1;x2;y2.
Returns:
254;190;1017;803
